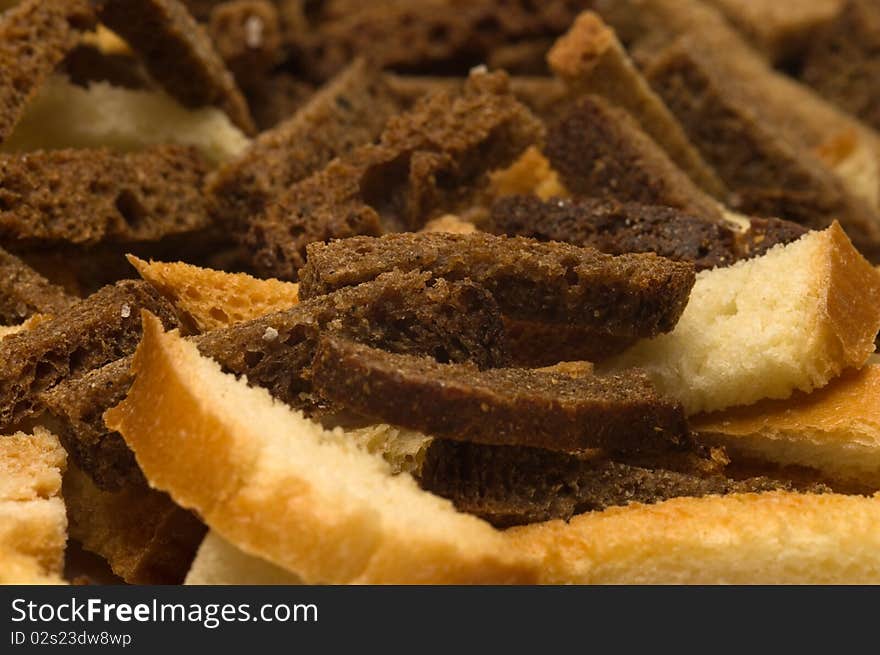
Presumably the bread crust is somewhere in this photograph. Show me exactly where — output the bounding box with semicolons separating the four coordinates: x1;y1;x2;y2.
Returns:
105;314;539;584
507;491;880;584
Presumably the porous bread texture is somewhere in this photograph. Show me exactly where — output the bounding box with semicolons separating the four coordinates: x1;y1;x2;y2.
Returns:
128;255;299;332
2;75;249;165
0;314;48;340
606;223;880;415
507;491;880;584
105;314;539;584
0;428;67;584
186;532;302;585
694;364;880;489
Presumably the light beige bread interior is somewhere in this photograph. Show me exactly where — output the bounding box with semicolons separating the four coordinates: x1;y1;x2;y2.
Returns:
1;75;249;165
606;223;880;415
0;428;67;584
693;364;880;489
128;255;299;332
104;314;539;584
507;491;880;584
186;531;302;585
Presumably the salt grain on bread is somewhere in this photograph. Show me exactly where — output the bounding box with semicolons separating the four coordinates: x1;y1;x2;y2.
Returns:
606;223;880;415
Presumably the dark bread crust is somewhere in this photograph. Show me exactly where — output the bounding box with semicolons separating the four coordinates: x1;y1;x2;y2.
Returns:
196;271;508;412
418;440;806;528
312;336;691;454
244;71;543;279
42;357;139;491
0;146;210;246
0;280;180;430
801;0;880;132
62;45;153;91
294;0;582;82
545;95;723;222
489;195;808;271
645;40;880;257
209;59;401;231
299;231;695;340
98;0;256;134
48;271;507;489
0;0;95;145
490;195;739;271
0;247;73;324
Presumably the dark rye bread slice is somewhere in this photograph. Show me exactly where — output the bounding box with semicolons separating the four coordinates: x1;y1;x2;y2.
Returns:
244;71;543;279
195;271;508;414
0;146;210;246
98;0;256;135
243;72;315;132
499;318;638;368
0;0;95;145
62;44;153;91
299;232;695;340
44;270;507;489
0;280;180;431
0;247;73;324
312;337;691;455
489;195;808;271
209;59;402;230
42;357;140;491
294;0;583;82
417;440;819;528
801;0;880;133
207;0;284;89
644;40;880;258
545;95;724;223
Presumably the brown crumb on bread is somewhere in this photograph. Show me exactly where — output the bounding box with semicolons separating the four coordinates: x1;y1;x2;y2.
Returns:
0;0;95;145
0;146;210;246
98;0;256;135
312;336;691;454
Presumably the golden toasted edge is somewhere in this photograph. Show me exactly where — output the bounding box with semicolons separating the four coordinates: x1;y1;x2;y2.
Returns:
507;491;880;584
127;255;299;331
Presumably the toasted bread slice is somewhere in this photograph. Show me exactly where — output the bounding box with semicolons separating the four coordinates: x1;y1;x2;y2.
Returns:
507;491;880;584
185;531;302;585
104;314;539;584
606;223;880;414
548;11;725;199
128;255;299;332
2;75;249;165
693;364;880;489
0;428;67;584
703;0;843;63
